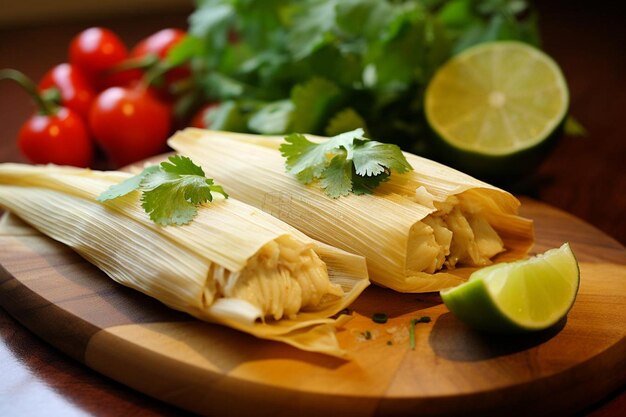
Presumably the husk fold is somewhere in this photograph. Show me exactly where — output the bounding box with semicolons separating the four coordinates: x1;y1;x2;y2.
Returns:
0;163;370;357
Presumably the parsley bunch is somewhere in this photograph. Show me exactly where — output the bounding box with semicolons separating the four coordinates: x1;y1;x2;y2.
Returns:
281;128;412;197
178;0;539;151
98;155;228;226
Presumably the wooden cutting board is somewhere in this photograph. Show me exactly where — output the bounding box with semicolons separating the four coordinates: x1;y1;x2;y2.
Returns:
0;198;625;417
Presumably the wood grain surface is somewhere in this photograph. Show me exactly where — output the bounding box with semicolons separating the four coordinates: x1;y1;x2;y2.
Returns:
0;198;625;417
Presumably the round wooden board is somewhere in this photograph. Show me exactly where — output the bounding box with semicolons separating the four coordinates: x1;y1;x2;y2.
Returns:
0;198;625;417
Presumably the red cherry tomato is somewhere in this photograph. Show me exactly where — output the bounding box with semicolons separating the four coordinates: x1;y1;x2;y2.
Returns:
131;28;187;60
70;27;127;76
190;102;220;128
89;86;172;167
18;107;93;167
69;27;140;89
131;29;191;94
99;67;143;90
38;63;96;118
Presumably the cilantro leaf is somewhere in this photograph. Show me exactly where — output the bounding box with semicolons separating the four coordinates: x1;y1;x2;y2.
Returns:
96;165;160;202
166;36;203;67
287;0;337;60
320;152;353;198
159;154;206;177
187;0;542;169
352;168;390;195
248;99;294;134
281;128;412;198
281;129;363;183
97;155;228;226
352;139;413;176
290;78;343;134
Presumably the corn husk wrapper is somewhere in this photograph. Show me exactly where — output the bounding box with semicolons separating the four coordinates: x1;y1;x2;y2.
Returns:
0;163;370;357
169;129;534;292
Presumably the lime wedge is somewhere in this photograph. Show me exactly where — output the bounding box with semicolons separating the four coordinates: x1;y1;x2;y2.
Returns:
440;243;579;333
425;41;569;178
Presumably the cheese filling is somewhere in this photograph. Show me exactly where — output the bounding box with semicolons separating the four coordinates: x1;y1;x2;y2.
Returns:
406;194;504;275
204;235;343;321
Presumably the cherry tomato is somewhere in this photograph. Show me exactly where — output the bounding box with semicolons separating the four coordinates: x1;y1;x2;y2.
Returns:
131;29;187;60
18;107;93;167
69;27;140;89
190;102;220;128
89;86;172;167
130;29;190;95
38;63;96;118
70;27;127;76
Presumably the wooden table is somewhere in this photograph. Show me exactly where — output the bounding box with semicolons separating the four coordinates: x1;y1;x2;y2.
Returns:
0;2;624;416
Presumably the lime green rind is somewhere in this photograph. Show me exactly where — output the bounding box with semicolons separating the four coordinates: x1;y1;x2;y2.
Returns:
426;41;569;156
441;243;580;333
424;41;570;180
441;278;531;333
427;118;564;180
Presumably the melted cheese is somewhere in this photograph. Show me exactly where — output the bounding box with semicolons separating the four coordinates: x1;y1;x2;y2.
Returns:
407;195;504;275
211;236;343;321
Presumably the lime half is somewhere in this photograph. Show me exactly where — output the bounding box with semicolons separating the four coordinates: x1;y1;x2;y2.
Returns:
425;41;569;178
440;243;579;333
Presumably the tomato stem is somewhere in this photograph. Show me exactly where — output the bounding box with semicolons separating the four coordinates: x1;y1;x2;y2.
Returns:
107;54;160;74
142;60;177;89
0;68;57;115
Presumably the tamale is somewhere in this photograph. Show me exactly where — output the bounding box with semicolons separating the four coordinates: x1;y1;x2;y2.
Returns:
0;163;369;357
169;129;534;292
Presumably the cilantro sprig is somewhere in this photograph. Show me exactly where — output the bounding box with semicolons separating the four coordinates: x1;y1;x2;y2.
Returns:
280;128;413;198
182;0;540;145
97;155;228;226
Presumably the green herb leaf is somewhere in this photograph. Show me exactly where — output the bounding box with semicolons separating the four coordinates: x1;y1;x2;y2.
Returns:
248;99;294;134
281;129;363;184
166;36;203;67
97;155;228;226
281;128;412;197
287;1;337;59
206;100;250;131
351;168;390;195
352;139;413;176
187;0;541;159
325;108;367;137
320;152;353;198
96;165;160;202
290;78;343;134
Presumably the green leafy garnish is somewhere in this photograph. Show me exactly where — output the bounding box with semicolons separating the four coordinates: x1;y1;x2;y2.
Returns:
97;155;228;226
409;318;419;350
325;108;368;137
280;128;412;198
187;0;541;148
409;316;432;350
